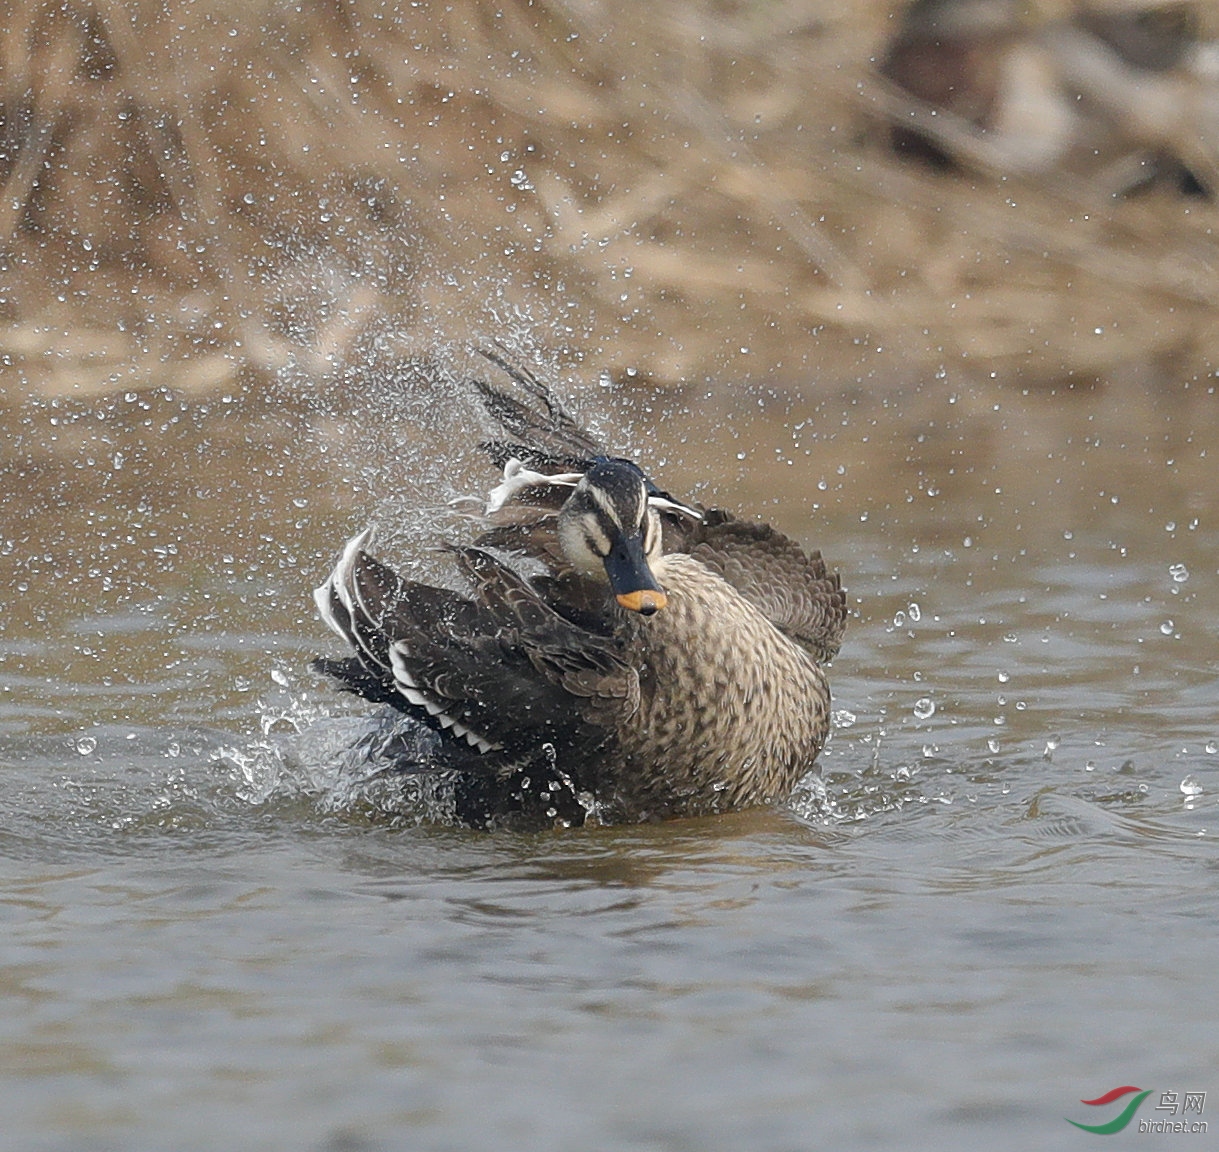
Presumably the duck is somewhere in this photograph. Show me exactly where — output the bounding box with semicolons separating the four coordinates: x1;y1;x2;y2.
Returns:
311;351;847;828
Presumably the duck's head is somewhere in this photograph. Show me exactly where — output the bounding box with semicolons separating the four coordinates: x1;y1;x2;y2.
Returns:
557;459;668;615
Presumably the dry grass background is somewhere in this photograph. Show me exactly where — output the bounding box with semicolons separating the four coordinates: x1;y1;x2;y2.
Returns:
3;0;1219;399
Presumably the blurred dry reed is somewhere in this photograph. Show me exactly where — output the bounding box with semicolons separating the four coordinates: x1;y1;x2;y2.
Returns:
2;0;1218;399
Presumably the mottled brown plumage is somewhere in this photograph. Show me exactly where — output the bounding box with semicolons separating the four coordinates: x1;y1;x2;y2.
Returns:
608;552;834;819
312;354;847;828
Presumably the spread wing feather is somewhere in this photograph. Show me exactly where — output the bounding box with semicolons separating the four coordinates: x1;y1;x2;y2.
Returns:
473;347;605;471
313;532;635;762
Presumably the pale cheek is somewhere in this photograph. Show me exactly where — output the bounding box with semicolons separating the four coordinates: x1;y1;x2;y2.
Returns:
644;518;664;566
558;521;607;577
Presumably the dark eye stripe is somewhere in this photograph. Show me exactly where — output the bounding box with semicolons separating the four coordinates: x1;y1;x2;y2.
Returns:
582;515;613;557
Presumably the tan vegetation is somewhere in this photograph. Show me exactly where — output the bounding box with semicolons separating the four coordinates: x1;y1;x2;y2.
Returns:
2;0;1218;398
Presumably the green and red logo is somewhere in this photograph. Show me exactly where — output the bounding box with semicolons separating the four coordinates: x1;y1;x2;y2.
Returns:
1066;1086;1152;1134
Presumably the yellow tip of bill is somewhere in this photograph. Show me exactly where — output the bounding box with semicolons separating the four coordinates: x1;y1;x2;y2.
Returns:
616;589;668;614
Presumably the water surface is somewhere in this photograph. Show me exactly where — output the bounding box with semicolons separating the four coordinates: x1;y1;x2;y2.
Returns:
2;372;1216;1150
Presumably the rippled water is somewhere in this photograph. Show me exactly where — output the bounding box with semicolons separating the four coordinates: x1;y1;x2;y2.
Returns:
2;370;1217;1150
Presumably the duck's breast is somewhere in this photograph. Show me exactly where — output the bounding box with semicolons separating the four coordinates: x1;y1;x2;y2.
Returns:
614;553;831;816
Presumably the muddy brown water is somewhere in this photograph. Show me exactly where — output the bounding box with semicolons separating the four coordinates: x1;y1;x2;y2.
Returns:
1;365;1216;1150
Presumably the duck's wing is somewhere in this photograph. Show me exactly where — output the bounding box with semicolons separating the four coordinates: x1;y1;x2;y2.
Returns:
473;348;605;471
678;510;848;664
313;531;637;764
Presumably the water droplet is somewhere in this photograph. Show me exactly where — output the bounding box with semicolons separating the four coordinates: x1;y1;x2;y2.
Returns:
1160;620;1175;636
987;738;1000;753
913;697;935;720
75;735;97;755
271;669;290;687
1169;562;1189;584
997;671;1009;683
831;709;856;729
1180;774;1204;797
1206;741;1217;755
907;602;921;622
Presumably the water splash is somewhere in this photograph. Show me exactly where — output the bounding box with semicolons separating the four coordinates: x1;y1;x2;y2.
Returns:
212;671;465;823
786;770;842;823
